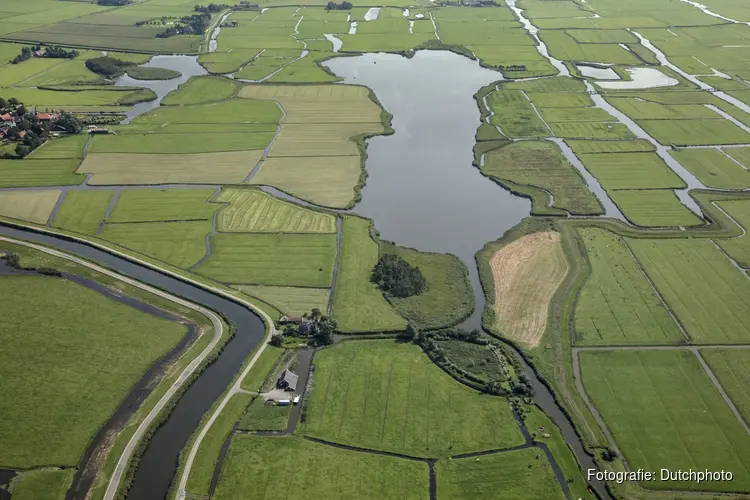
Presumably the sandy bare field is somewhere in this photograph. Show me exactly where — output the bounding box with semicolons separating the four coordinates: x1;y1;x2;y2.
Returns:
0;190;61;224
79;151;263;185
490;231;568;348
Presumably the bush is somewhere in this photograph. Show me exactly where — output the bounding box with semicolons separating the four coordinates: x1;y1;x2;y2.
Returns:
85;56;134;78
372;254;426;298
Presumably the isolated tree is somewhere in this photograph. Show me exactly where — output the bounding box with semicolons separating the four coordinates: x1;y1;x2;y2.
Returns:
0;97;7;109
15;105;26;117
15;144;30;158
270;333;284;347
8;97;19;106
601;448;619;462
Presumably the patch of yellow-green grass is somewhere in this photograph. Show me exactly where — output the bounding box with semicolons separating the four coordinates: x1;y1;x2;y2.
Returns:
79;151;262;185
331;217;406;333
436;447;566;500
381;243;474;330
215;188;335;232
0;158;84;188
130;99;281;126
109;188;218;223
199;49;264;74
237;285;330;317
162;75;240;106
29;135;88;159
99;220;211;269
88;132;273;154
579;152;686;190
214;435;429;500
10;469;74;500
250;156;361;208
240;345;284;392
0;57;66;86
670;148;750;190
609;190;704;227
0;190;60;224
302;340;524;455
715;199;750;268
51;190;113;235
269;123;383;156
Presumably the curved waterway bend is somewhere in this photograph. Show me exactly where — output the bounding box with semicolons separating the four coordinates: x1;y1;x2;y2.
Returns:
0;223;267;500
325;51;530;331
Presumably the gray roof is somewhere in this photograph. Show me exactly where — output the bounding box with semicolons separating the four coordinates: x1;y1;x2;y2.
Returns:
278;369;299;390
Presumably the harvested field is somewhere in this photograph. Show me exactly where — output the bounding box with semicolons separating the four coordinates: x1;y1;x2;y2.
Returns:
250;156;361;208
580;349;750;492
215;188;336;233
302;341;524;456
236;285;330;317
575;228;684;346
80;151;263;185
482;141;603;215
269;123;384;157
109;189;218;223
490;232;568;348
0;190;60;224
51;190;113;235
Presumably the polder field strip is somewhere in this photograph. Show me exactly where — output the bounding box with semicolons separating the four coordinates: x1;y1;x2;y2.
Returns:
714;199;750;268
0;190;61;225
670;148;750;190
300;340;525;457
107;189;219;223
701;348;750;426
51;190;114;235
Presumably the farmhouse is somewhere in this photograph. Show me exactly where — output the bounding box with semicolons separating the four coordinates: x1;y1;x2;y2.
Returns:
35;113;59;121
280;315;303;323
277;369;298;391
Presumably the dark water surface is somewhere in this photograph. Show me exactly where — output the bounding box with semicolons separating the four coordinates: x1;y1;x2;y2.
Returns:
324;51;531;330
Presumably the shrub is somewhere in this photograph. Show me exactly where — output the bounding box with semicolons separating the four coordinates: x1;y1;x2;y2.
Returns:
372;254;426;298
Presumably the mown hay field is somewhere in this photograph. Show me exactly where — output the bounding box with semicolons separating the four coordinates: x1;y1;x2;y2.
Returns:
302;341;524;456
715;199;750;268
382;243;474;330
436;447;565;500
80;151;262;185
89;132;274;154
609;190;704;227
109;189;218;223
215;188;336;233
0;275;185;468
30;135;88;160
0;159;83;188
578;152;686;190
490;232;568;348
51;190;113;235
162;76;240;106
670;148;750;190
100;220;211;269
0;190;60;224
331;217;406;333
701;348;750;425
482;141;603;215
580;349;750;492
237;285;330;318
269;123;383;156
195;233;336;287
213;435;429;500
250;156;361;208
628;238;750;343
574;228;684;346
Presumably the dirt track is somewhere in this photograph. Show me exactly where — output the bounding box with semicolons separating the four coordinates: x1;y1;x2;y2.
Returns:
490;231;568;348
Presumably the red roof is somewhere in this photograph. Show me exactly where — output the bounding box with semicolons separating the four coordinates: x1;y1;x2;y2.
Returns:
35;113;55;121
0;113;11;121
18;130;26;138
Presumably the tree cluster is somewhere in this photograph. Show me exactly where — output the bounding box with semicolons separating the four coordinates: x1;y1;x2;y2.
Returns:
280;309;337;347
11;45;79;65
97;0;132;5
1;97;81;159
85;56;135;78
194;3;228;12
372;253;427;298
326;1;353;10
157;13;211;37
234;1;260;9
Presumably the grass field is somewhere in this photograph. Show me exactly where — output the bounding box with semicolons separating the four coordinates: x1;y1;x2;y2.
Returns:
715;199;750;268
213;435;430;500
578;152;686;190
609;190;704;227
381;243;474;330
436;448;565;500
80;151;262;185
566;139;654;155
330;217;406;333
89;132;273;154
0;275;185;468
162;76;239;106
250;156;362;208
195;233;336;286
236;397;290;431
108;189;217;223
9;469;73;500
487;90;550;138
580;349;750;492
0;190;60;224
437;340;508;385
51;190;113;235
638;118;750;146
302;341;524;456
548;122;634;140
269;122;384;156
131;99;281;126
100;221;210;269
490;232;568;348
30;135;88;159
125;67;180;81
482;141;603;215
628;238;750;344
670;148;750;190
575;228;685;346
701;348;750;426
237;285;329;317
215;188;336;233
240;346;284;392
0;158;83;188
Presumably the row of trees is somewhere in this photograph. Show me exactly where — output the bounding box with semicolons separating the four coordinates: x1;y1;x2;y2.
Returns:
11;45;79;65
326;1;353;10
372;253;427;298
194;3;228;12
97;0;131;5
156;13;212;37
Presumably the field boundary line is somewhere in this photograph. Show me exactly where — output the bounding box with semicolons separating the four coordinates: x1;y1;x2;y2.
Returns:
694;349;750;436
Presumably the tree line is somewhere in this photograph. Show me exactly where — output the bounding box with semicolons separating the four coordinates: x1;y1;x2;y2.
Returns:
11;45;79;65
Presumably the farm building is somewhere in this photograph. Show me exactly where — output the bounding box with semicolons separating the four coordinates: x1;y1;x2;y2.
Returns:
277;369;298;391
280;315;304;323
